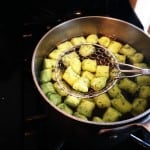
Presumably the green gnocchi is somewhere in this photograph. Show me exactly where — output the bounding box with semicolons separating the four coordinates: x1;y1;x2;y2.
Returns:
39;34;150;123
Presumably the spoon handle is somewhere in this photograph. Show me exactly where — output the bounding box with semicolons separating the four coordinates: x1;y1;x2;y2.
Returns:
141;69;150;75
117;63;150;78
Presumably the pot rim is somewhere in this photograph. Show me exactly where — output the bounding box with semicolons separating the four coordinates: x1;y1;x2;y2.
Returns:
31;15;150;127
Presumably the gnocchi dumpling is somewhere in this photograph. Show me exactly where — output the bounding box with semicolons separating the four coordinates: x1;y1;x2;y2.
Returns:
48;49;62;59
73;112;88;120
86;34;99;44
132;98;148;116
81;71;94;81
94;93;111;109
119;44;136;56
108;40;122;53
73;77;90;92
92;116;103;122
98;36;111;47
111;97;132;114
70;57;81;74
136;75;150;86
43;58;57;69
79;44;95;57
53;82;68;96
57;41;73;51
118;78;138;94
77;99;95;118
64;95;81;108
102;107;122;122
128;52;144;64
71;36;86;45
57;103;73;115
63;66;80;86
95;65;109;78
40;82;56;94
107;84;121;98
81;59;97;72
47;92;62;105
114;53;126;63
62;51;79;66
138;85;150;98
91;77;107;91
40;69;52;83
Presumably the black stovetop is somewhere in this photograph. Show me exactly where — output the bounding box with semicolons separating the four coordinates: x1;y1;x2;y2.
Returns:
0;0;149;149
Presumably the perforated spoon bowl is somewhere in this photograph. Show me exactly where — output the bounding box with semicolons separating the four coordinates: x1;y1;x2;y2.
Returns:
55;43;150;98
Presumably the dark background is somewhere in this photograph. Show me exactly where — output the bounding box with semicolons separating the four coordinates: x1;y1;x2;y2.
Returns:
0;0;146;150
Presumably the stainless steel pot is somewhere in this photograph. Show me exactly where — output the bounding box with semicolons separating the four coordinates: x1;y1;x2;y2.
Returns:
31;16;150;148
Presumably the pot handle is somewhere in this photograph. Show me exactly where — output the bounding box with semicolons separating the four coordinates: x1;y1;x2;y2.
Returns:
130;133;150;149
98;115;150;149
130;115;150;149
98;115;150;135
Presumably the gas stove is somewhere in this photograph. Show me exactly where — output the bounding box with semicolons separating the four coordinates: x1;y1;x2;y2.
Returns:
0;0;149;149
